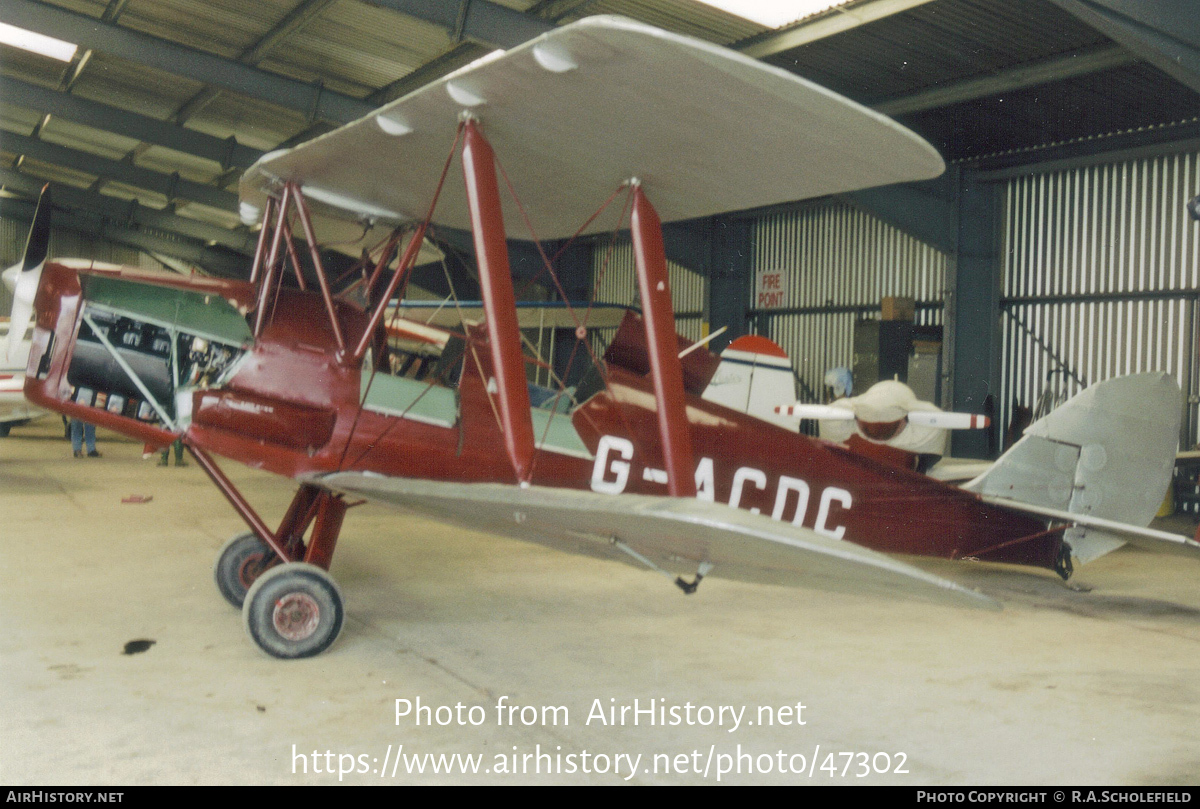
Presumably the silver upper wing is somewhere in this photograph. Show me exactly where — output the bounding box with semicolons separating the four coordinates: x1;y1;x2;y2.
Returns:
240;15;945;240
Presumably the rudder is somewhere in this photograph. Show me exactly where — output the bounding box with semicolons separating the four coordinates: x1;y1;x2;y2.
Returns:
964;373;1181;564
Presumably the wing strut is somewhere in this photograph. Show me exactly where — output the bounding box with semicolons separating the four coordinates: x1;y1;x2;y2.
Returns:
461;118;537;484
631;185;696;497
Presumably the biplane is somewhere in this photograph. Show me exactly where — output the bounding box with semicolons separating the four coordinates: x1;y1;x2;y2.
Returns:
17;17;1200;658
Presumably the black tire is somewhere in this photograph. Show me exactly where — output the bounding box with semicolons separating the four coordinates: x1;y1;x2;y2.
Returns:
0;422;11;437
214;532;276;608
242;564;344;659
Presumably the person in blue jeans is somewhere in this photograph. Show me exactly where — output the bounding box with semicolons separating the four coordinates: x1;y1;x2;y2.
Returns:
70;419;100;458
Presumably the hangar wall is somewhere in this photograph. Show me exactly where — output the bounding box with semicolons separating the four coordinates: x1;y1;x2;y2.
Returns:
590;236;707;342
997;149;1200;448
588;144;1199;457
0;218;151;311
747;201;948;402
583;202;949;407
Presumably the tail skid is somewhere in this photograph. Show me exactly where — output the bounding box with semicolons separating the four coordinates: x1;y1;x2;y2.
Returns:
964;373;1192;565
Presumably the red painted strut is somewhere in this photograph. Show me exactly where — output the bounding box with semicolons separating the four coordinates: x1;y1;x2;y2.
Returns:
630;185;696;498
460;119;537;484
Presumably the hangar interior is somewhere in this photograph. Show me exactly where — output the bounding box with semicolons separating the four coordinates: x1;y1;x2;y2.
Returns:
3;0;1199;459
2;0;1200;786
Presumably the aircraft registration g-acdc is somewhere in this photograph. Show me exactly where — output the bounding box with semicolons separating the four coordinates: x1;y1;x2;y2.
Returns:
17;16;1200;658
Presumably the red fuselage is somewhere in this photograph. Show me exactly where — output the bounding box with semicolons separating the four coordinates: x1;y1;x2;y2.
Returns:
26;262;1061;573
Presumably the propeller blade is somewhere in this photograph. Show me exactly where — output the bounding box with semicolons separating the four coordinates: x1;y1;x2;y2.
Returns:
907;411;990;430
775;403;854;420
776;403;990;430
4;186;51;366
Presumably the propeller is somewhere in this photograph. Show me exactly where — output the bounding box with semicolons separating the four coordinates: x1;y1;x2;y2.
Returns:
3;186;51;366
774;379;990;431
775;403;989;430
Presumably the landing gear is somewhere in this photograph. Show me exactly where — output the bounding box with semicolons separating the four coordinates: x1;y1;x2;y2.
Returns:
1054;541;1075;581
214;532;276;607
189;444;352;657
243;564;345;659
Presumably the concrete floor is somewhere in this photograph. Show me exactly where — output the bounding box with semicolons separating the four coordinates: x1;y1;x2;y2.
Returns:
2;417;1199;785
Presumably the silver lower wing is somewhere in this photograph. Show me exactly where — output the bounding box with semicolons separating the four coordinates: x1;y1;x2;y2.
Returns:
317;473;998;610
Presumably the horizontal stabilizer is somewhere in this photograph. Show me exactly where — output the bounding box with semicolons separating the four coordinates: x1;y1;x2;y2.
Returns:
316;473;998;610
978;496;1200;560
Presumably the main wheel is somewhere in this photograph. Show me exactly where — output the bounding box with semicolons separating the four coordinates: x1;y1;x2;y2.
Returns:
214;532;276;608
242;563;344;659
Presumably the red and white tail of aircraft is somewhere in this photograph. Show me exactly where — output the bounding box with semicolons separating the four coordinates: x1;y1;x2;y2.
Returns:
700;335;798;431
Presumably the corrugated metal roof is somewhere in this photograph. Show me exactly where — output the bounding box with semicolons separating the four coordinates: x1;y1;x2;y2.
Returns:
258;1;454;95
1;0;1197;274
904;62;1200;161
119;0;286;58
762;0;1198;161
766;0;1111;103
67;54;211;119
569;0;765;44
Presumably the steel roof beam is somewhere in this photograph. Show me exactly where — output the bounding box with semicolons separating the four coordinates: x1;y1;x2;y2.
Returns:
842;179;957;254
0;0;374;124
1;130;239;212
244;0;341;64
0;169;254;251
164;0;344;137
3;78;264;171
360;0;554;50
369;42;490;106
96;226;247;277
0;196;248;277
1048;0;1200;95
873;44;1138;116
739;0;936;59
969;119;1200;177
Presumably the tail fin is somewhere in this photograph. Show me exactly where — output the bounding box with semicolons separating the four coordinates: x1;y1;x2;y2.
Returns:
701;335;798;430
964;373;1181;564
4;185;52;366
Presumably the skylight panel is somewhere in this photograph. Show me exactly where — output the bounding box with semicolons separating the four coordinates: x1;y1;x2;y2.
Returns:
0;21;77;61
695;1;843;29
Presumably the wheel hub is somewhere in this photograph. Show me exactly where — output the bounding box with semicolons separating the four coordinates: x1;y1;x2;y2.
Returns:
237;554;265;589
272;592;320;641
